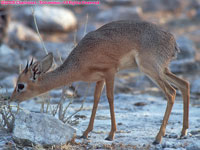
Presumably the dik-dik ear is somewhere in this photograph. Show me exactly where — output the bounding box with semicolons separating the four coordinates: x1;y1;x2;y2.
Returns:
39;52;53;73
30;53;53;80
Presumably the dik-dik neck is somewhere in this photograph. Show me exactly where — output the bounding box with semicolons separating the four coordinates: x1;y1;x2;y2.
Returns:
38;65;79;93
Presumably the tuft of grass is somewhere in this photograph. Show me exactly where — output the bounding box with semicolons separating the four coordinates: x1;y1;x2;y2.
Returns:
0;91;15;132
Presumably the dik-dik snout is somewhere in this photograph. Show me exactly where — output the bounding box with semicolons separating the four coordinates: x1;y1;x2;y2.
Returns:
10;53;53;102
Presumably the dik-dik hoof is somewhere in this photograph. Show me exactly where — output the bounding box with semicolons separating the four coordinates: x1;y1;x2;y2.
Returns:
80;135;89;139
181;129;188;137
152;140;161;145
179;134;188;140
105;136;114;141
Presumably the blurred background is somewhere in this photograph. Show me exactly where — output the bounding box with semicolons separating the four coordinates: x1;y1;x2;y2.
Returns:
0;0;200;99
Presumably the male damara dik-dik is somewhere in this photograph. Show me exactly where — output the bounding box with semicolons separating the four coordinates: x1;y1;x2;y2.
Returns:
11;20;190;144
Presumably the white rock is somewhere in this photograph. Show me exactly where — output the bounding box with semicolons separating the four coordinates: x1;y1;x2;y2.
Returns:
7;21;42;53
12;111;76;146
0;75;17;88
25;7;77;32
0;44;22;72
8;21;40;43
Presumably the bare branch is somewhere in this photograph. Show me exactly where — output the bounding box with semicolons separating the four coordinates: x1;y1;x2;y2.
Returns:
31;7;48;55
64;83;90;123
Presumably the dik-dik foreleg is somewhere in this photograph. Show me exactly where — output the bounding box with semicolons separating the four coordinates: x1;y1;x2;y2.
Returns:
81;80;105;139
105;71;117;141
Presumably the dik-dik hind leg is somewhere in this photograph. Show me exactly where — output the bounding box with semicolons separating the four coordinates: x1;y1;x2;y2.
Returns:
81;80;105;139
151;76;176;144
164;68;190;137
136;57;176;144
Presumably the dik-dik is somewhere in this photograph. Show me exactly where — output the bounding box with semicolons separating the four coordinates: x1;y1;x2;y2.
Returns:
11;20;190;144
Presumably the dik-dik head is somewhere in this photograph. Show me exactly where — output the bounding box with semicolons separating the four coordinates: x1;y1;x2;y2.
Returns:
10;53;53;102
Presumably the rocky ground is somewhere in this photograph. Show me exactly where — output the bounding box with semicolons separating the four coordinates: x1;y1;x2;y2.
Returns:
0;0;200;149
1;94;200;150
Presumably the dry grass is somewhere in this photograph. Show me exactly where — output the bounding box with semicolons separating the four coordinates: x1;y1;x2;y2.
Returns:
0;90;15;132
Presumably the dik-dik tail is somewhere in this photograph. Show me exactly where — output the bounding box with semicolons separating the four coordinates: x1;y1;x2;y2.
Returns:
173;42;180;59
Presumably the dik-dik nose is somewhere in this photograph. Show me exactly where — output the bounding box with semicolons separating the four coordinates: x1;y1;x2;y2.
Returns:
10;89;19;103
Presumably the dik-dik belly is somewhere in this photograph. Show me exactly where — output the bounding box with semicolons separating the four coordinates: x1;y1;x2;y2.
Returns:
118;50;138;70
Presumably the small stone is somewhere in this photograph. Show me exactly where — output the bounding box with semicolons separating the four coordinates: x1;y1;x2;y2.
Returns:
74;115;87;119
190;130;200;135
169;133;178;138
134;102;147;107
118;122;123;125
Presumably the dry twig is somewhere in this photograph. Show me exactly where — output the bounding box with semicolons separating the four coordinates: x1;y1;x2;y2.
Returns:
31;7;48;55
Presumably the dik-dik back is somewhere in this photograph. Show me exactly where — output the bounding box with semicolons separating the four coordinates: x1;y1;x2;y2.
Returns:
66;20;179;78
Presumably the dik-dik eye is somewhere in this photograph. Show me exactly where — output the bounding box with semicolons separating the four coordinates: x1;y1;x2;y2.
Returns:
17;83;26;92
